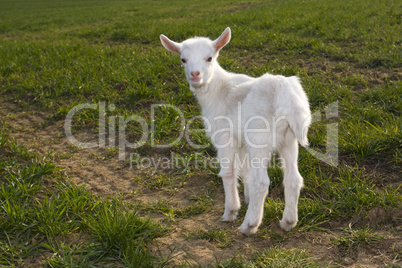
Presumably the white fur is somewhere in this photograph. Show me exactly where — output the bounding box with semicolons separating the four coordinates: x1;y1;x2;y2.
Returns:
160;27;311;235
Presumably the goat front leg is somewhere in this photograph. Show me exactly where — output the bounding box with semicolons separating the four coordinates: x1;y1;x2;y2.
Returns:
218;148;241;222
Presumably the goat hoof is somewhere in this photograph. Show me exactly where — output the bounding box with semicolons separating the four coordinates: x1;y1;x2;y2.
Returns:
221;210;238;222
239;223;258;235
279;219;297;231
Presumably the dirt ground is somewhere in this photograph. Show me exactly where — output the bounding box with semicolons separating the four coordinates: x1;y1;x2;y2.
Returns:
0;97;400;267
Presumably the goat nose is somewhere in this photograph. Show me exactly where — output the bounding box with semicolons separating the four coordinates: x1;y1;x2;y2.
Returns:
191;71;200;77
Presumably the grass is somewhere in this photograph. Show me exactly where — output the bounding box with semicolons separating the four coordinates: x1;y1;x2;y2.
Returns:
0;127;166;266
0;0;401;266
146;192;215;221
251;247;320;268
184;227;233;249
133;174;187;194
214;248;320;268
331;225;383;252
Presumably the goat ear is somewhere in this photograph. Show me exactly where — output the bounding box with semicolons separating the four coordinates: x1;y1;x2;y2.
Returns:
160;34;181;55
213;27;231;52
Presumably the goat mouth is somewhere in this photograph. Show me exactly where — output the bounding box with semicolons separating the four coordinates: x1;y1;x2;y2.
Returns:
191;77;202;83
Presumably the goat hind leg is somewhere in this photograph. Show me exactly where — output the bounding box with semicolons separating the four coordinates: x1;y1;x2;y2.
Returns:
238;147;250;204
279;138;304;231
239;167;270;235
239;167;250;204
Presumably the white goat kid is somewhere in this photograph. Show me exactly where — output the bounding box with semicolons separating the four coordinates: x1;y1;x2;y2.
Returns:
160;27;311;235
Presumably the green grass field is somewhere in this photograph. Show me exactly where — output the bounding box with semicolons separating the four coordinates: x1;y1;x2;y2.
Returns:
0;0;401;266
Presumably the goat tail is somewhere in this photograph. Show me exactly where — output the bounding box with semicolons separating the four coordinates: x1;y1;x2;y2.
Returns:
287;108;310;147
286;77;311;147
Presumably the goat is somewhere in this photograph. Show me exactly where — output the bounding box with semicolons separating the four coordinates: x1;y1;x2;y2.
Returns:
160;27;311;235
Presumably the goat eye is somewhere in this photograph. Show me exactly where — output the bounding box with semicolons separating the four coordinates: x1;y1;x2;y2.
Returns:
207;57;213;62
181;58;187;64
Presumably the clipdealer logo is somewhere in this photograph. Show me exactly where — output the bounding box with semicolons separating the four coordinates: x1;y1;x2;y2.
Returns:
64;101;338;170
